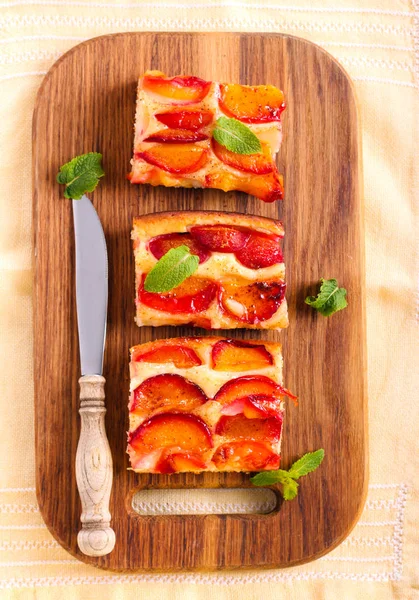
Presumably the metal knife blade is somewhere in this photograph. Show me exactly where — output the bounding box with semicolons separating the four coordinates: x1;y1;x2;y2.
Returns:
72;195;108;376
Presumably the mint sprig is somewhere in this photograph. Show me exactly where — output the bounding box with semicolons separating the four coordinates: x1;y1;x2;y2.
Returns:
213;116;262;155
250;449;325;500
305;278;347;317
144;245;199;293
57;152;104;199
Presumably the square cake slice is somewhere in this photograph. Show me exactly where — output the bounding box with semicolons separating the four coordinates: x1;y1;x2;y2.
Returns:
129;70;285;202
132;211;288;330
127;337;295;474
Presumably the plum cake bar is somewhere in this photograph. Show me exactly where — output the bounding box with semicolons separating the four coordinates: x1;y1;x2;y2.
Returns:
127;337;295;473
132;211;288;330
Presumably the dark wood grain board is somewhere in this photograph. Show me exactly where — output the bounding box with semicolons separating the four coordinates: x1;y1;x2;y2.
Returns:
33;32;367;571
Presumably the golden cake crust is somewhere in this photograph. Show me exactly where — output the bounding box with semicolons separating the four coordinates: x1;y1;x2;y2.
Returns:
132;210;284;238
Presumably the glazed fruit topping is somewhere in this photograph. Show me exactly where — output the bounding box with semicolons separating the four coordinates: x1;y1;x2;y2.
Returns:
235;232;283;269
215;414;282;442
139;275;217;314
148;232;210;264
219;280;286;324
142;74;211;104
211;339;273;371
148;228;283;270
132;343;202;368
212;441;280;471
155;110;214;131
189;225;250;253
131;373;207;416
156;451;207;474
214;375;286;406
220;397;278;419
211;139;274;174
144;129;208;143
129;413;213;455
203;169;284;202
219;84;285;123
136;144;208;174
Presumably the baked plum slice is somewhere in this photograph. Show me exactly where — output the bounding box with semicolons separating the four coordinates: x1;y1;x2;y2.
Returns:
211;139;274;174
148;232;210;264
128;413;213;473
155;109;214;130
136;144;208;174
211;339;273;372
132;343;202;368
219;83;285;123
144;129;208;143
139;275;217;314
143;74;211;104
235;232;283;269
130;374;208;416
189;224;250;252
219;281;286;324
215;414;282;442
212;441;280;471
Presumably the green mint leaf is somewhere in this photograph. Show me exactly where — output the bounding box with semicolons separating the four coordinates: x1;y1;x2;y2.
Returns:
250;469;291;487
250;449;325;501
251;470;299;501
287;449;325;479
56;152;104;200
64;171;102;200
305;278;347;317
212;116;262;155
144;245;199;293
282;479;299;501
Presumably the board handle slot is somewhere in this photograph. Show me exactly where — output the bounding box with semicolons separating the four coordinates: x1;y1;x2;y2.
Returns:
130;487;279;516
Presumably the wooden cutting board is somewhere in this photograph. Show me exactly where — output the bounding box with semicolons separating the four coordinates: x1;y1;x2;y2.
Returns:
32;32;367;571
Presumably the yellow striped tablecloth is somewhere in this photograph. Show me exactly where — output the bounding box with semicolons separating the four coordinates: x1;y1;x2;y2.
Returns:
0;1;417;598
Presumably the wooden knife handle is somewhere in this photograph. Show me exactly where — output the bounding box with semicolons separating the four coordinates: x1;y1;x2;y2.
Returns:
76;375;115;556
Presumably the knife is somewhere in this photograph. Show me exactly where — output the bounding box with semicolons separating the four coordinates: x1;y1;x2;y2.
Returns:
73;195;115;557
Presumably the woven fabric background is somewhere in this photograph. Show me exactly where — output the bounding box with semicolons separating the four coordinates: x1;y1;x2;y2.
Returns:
0;1;418;598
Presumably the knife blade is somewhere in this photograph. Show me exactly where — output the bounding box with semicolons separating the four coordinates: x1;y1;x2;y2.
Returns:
72;194;115;557
73;195;108;376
